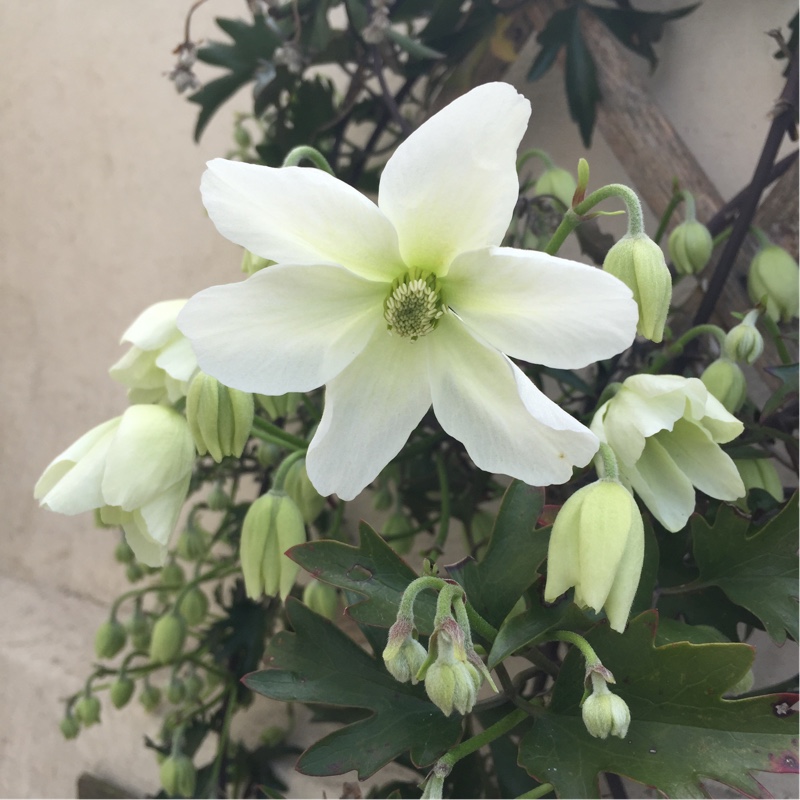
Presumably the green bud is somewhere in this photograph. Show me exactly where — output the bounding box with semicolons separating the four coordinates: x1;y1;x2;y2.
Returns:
255;441;283;469
176;524;209;561
240;249;273;275
139;684;162;713
240;491;306;600
734;458;784;505
255;392;302;420
161;561;186;589
303;580;339;620
183;673;204;701
114;538;135;564
581;680;630;739
75;695;101;727
234;125;252;150
128;608;151;651
160;753;197;799
701;358;746;413
284;457;326;523
668;220;713;275
206;483;231;511
533;166;577;208
167;677;186;705
178;587;209;627
60;715;80;740
149;614;186;664
94;619;127;659
422;618;480;716
603;233;672;343
187;371;254;462
382;510;415;555
383;619;428;684
724;311;764;365
110;677;136;709
126;563;145;583
747;244;799;322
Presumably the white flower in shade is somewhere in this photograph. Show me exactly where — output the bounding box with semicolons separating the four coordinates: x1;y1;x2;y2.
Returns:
178;82;638;500
110;300;198;403
34;405;195;566
591;374;745;532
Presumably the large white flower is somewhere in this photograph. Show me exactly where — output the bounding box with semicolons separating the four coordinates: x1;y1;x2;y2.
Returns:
34;405;195;566
591;374;746;531
178;82;638;500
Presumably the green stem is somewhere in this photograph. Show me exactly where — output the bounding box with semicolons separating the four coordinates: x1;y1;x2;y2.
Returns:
465;601;499;643
282;146;334;175
654;191;684;246
272;449;307;491
251;416;308;451
438;708;528;771
429;450;451;562
549;630;601;667
646;323;727;374
597;443;619;482
397;576;447;620
516;783;554;799
517;147;555;174
762;313;793;365
209;684;237;791
434;583;465;628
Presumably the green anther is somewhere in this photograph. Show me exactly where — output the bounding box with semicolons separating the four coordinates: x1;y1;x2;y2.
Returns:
384;272;444;341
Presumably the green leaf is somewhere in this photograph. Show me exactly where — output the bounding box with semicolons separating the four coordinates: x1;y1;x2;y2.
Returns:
244;600;462;778
189;72;253;143
386;29;444;60
527;7;575;82
446;481;548;629
564;12;600;148
519;611;800;798
690;495;799;644
288;522;437;633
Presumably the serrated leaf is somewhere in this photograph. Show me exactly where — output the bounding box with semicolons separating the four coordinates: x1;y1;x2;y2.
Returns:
288;522;436;632
564;13;600;148
690;495;799;644
244;600;462;778
519;611;799;798
446;481;547;629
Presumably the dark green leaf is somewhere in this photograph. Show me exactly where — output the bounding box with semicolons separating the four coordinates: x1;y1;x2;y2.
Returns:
564;13;600;148
762;362;798;418
519;611;800;798
288;522;436;632
446;481;548;629
691;494;799;644
527;7;575;82
386;29;444;60
189;72;253;143
244;600;462;778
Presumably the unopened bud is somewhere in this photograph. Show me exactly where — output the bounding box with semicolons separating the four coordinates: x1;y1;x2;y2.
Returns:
94;619;127;659
383;618;427;684
160;753;197;799
187;371;254;462
161;561;186;589
724;310;764;365
176;524;209;561
178;586;209;626
183;673;204;701
149;613;186;664
60;715;80;740
534;166;576;208
303;580;339;620
110;677;135;709
581;676;630;739
75;695;101;727
139;683;162;712
284;457;326;522
167;677;186;704
734;458;784;504
114;539;135;564
255;392;302;420
701;359;746;413
603;234;672;342
668;220;713;275
747;245;799;322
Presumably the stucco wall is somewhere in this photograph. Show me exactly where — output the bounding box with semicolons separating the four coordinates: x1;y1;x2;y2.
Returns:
1;1;796;796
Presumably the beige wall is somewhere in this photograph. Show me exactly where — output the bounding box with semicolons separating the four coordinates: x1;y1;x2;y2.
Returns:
1;1;797;796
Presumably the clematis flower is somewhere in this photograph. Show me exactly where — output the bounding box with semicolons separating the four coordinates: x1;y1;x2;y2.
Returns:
110;300;198;404
178;82;638;500
34;404;195;566
591;374;745;532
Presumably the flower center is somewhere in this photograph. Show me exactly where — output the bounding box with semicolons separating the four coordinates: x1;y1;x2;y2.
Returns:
383;272;444;341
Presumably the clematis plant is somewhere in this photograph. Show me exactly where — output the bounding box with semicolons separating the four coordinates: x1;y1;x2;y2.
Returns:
178;83;638;500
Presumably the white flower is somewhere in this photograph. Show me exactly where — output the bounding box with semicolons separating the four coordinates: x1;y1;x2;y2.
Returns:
110;300;198;403
591;374;745;531
34;405;195;566
178;82;638;500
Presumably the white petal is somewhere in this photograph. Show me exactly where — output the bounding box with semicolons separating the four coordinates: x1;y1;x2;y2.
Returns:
656;420;745;501
178;264;385;395
202;159;405;282
102;405;195;510
428;317;598;486
306;327;431;500
444;247;637;367
34;418;120;513
378;83;530;272
109;347;163;391
696;392;745;444
155;336;198;382
120;300;187;348
623;438;696;532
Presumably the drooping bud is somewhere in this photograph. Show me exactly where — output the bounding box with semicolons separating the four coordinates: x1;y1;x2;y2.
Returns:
283;457;326;523
724;310;764;365
668;220;713;276
178;586;209;627
186;371;254;462
167;677;186;705
534;166;577;208
734;458;784;505
110;676;136;709
59;715;80;740
255;392;302;421
149;613;187;664
161;561;186;589
422;619;480;717
139;683;161;712
176;523;209;561
206;482;231;511
382;618;428;684
700;358;747;413
160;753;197;799
747;244;799;322
240;491;306;600
183;673;204;701
74;694;101;727
303;580;339;620
602;233;672;342
114;538;135;564
581;673;630;739
94;619;127;659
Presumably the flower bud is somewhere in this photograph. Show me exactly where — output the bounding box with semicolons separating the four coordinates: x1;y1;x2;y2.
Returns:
603;233;672;343
110;677;136;709
581;682;630;739
241;249;273;275
206;483;231;511
176;524;209;561
240;491;306;600
126;563;145;583
303;580;339;620
75;695;101;727
422;618;480;716
668;220;713;275
94;619;127;659
167;677;186;705
187;372;254;462
383;618;427;684
139;683;161;712
160;753;197;799
747;245;799;322
127;607;150;649
178;586;209;626
183;673;204;701
534;167;576;208
161;561;186;589
545;480;644;633
734;458;784;504
60;715;80;740
284;457;326;522
149;613;186;664
724;311;763;365
700;358;746;413
382;510;415;555
255;392;302;420
114;539;135;564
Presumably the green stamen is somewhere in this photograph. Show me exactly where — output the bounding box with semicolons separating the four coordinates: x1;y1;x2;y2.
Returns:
383;272;444;341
